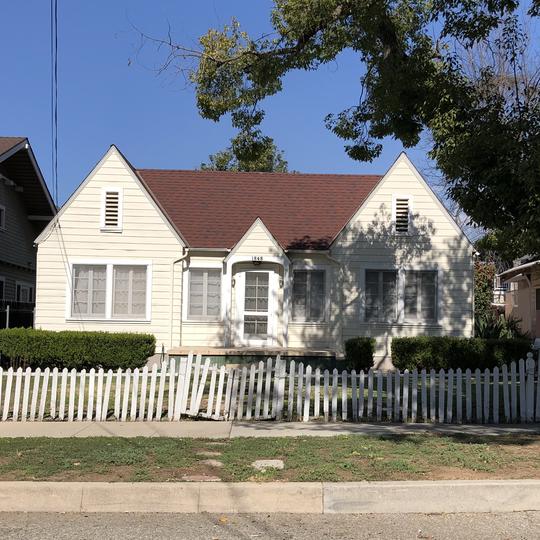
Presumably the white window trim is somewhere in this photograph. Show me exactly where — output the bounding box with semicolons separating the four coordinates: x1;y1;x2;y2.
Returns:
392;194;413;236
100;187;123;232
0;276;5;300
15;281;34;303
359;264;441;325
182;259;224;322
290;264;329;323
0;204;6;231
65;258;152;322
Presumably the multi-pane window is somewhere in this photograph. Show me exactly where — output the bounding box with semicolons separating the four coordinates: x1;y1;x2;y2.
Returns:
72;265;107;318
0;278;4;300
292;270;326;321
71;263;149;320
113;266;147;318
365;270;398;322
188;269;221;319
364;269;438;323
243;272;269;336
404;271;437;322
0;205;5;230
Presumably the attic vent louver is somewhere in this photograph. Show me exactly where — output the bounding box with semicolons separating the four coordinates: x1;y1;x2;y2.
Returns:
101;188;122;231
394;197;410;234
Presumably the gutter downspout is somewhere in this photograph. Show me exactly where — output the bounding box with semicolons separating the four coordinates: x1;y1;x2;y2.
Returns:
170;248;189;349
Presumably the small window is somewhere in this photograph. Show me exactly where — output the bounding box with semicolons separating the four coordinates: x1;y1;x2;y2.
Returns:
536;288;540;311
365;270;398;322
292;270;326;322
404;271;438;323
188;269;221;319
0;277;4;300
393;196;411;234
16;282;34;303
0;205;5;230
72;265;106;317
112;265;147;319
101;188;122;230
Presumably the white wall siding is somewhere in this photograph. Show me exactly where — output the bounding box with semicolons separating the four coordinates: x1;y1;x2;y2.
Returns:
332;156;474;367
35;149;184;350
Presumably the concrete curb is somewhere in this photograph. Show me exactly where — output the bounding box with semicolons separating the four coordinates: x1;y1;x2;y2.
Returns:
1;480;539;514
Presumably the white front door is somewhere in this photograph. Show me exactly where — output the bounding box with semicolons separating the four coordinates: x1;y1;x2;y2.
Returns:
236;270;277;346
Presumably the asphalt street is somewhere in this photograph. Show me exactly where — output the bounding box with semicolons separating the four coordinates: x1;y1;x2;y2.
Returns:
1;511;539;539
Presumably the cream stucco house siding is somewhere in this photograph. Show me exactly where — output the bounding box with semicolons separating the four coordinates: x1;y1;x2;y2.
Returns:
34;147;474;366
35;147;185;350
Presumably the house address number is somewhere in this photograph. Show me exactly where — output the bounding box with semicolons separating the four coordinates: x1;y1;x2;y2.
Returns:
252;256;263;263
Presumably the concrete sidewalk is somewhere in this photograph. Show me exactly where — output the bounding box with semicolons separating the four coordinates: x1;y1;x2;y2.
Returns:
0;420;539;438
1;480;539;514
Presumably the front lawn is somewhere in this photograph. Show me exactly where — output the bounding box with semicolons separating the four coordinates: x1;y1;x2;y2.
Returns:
1;434;540;482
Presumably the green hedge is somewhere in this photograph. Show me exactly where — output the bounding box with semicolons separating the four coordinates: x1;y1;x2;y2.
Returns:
391;336;532;371
0;329;155;370
344;337;376;371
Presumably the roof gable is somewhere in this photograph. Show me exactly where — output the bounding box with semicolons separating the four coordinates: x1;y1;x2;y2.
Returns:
225;217;285;261
35;145;186;246
0;136;56;217
331;152;474;249
137;168;382;250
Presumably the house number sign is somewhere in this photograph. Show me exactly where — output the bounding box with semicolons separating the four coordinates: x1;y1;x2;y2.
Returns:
252;256;263;263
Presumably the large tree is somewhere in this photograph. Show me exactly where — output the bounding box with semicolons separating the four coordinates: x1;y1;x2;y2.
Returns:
145;1;540;256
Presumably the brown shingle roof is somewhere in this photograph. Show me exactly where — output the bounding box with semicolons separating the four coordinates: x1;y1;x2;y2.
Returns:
0;136;25;157
136;169;382;250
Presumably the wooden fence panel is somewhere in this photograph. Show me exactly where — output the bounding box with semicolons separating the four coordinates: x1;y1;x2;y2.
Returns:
0;355;537;425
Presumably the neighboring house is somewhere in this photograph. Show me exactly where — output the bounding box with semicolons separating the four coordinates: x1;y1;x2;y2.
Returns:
34;146;474;367
499;258;540;342
0;137;56;327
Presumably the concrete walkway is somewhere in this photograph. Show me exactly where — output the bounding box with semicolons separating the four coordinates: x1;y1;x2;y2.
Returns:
0;420;539;438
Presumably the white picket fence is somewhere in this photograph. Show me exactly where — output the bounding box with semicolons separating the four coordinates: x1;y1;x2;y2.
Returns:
0;352;539;423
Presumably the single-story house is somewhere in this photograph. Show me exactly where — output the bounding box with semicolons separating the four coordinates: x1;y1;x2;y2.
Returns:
34;146;474;367
499;258;540;343
0;136;56;327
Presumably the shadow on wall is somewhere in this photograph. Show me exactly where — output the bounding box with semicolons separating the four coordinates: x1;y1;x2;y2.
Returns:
291;204;473;368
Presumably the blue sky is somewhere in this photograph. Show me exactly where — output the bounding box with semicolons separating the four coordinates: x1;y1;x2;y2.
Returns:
1;1;431;205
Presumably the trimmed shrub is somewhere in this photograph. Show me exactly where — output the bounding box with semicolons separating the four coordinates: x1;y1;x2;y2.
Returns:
0;328;155;370
391;336;532;371
344;337;376;371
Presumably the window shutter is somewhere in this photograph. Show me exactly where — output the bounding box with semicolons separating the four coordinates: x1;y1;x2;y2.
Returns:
394;197;410;234
103;190;121;229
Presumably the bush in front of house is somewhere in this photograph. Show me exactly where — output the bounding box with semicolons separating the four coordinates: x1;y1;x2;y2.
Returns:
391;336;532;371
344;337;376;371
0;328;155;370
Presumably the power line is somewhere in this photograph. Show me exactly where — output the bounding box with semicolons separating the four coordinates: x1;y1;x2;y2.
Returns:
50;0;58;206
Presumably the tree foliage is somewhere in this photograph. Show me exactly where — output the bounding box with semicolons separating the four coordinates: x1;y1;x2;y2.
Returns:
147;0;540;257
201;136;288;172
474;259;497;325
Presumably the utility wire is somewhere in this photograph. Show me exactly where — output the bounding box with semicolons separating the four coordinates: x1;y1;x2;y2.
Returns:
50;0;59;206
